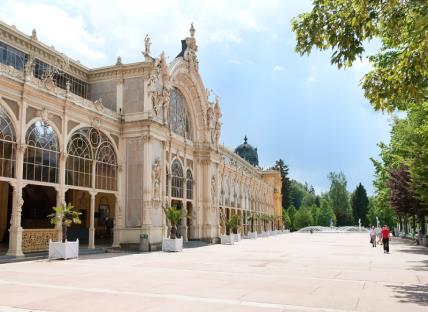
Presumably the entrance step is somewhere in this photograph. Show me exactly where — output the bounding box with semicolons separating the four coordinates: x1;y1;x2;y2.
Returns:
183;240;210;249
0;246;108;264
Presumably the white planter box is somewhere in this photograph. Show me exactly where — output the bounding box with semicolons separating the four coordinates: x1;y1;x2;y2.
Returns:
233;233;241;242
221;235;234;245
48;239;79;260
248;232;258;239
162;237;183;252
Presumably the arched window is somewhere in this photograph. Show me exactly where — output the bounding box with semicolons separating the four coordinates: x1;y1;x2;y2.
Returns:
0;105;16;178
171;159;183;198
24;121;59;183
95;141;117;191
230;181;236;207
236;184;241;208
66;128;117;191
169;88;192;139
225;177;230;207
165;166;169;196
66;131;92;188
186;169;193;200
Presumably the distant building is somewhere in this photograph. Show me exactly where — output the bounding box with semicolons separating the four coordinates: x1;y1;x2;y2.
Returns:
0;21;282;256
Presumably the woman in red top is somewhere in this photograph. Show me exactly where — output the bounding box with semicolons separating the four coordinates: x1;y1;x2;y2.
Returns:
381;225;390;253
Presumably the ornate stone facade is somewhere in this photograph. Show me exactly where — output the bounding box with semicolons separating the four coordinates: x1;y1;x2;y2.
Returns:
0;20;282;255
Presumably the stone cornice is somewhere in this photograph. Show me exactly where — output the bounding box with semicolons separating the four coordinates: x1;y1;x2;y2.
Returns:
88;62;153;83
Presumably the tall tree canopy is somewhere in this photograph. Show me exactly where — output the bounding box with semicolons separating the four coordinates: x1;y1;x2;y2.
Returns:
328;171;353;225
291;0;428;112
273;159;292;209
371;103;428;231
351;183;369;226
319;197;336;226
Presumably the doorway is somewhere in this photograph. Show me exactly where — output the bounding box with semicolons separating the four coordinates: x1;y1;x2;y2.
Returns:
0;181;12;253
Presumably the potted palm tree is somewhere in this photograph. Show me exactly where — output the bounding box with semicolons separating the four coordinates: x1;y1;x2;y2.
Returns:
162;206;184;252
231;215;241;242
260;214;269;237
247;213;258;239
47;203;81;259
221;215;236;245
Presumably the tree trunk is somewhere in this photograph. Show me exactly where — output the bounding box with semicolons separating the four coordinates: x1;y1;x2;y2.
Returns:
62;224;67;243
170;224;176;239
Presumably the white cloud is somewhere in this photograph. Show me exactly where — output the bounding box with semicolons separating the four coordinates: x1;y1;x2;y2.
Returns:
273;65;285;71
227;58;253;66
0;1;107;65
228;59;241;65
0;0;289;67
307;76;316;82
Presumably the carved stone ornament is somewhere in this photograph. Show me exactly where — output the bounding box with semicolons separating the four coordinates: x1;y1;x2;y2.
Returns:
42;72;56;91
38;108;50;122
211;175;217;207
31;28;38;40
94;98;104;111
91;117;101;129
183;23;199;71
152;159;162;201
148;52;171;120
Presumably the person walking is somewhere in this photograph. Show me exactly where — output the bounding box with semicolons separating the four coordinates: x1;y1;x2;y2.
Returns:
369;226;377;247
381;225;390;253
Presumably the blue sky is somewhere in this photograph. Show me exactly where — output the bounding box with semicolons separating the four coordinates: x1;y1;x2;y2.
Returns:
0;0;392;195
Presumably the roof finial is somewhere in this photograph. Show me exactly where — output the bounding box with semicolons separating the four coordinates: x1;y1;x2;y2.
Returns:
244;136;248;144
190;22;195;38
31;28;37;40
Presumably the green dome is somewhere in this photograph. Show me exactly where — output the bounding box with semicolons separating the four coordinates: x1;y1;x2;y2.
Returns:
234;136;259;166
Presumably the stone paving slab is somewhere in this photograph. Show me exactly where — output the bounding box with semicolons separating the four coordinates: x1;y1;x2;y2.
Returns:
0;233;426;312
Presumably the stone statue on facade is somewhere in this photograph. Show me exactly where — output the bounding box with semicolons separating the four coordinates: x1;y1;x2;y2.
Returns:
144;34;151;57
152;159;162;201
206;95;222;146
211;175;217;208
148;52;171;122
24;56;34;79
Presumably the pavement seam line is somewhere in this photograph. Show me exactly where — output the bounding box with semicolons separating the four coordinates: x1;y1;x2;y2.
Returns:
0;279;355;312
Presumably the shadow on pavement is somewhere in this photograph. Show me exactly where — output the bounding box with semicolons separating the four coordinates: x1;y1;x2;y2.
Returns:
407;260;428;272
386;284;428;306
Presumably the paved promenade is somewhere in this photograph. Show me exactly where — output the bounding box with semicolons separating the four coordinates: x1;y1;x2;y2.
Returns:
0;233;426;312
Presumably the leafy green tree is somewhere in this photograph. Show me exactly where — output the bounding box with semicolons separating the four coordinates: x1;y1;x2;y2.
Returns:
351;183;369;226
163;206;185;239
282;208;291;229
367;196;396;230
288;205;297;231
290;180;305;208
292;0;428;112
48;203;82;242
310;205;320;225
318;197;336;226
294;207;314;230
371;103;428;232
328;172;353;225
273;159;292;209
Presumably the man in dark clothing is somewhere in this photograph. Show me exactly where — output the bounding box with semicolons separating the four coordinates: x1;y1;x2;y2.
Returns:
381;225;390;253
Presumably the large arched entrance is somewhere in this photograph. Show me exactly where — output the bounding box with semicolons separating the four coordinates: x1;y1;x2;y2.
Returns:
0;182;12;252
20;120;60;253
65;127;118;247
0;104;16;253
